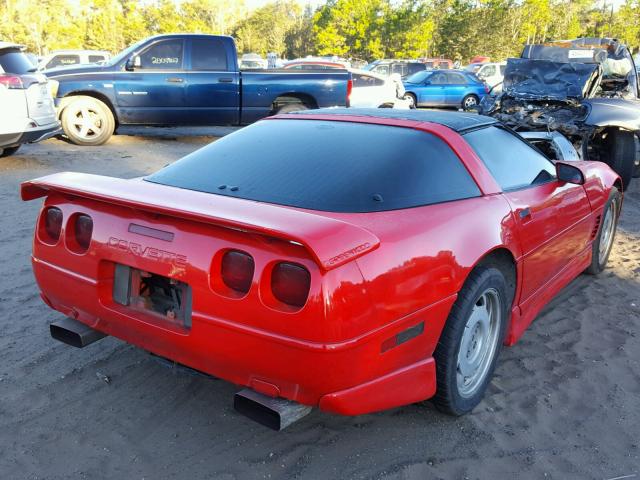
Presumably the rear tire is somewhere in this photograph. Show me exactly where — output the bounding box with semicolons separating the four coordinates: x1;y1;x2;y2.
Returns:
275;103;308;114
586;187;621;275
60;96;115;146
0;145;20;157
461;94;479;110
432;266;509;415
601;129;635;190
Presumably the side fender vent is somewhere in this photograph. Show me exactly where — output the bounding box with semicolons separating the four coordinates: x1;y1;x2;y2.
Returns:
591;215;601;240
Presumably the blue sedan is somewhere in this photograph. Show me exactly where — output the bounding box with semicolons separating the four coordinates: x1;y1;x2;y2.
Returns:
403;70;488;109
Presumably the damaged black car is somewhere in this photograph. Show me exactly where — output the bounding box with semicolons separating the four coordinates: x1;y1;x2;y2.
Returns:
480;38;640;188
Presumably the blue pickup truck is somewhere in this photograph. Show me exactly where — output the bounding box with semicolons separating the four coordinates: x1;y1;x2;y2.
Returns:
45;34;352;145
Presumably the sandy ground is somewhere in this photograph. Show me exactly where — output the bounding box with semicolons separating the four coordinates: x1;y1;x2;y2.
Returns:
1;128;639;480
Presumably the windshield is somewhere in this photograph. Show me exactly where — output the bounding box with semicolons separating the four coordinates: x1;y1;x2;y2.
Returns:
107;38;149;66
405;70;432;83
146;119;480;213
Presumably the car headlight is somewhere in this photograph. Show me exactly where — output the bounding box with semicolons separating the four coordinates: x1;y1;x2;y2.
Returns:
48;79;59;99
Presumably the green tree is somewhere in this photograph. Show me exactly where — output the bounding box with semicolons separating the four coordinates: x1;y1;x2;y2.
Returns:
313;0;387;60
84;0;123;52
233;1;301;56
284;4;316;58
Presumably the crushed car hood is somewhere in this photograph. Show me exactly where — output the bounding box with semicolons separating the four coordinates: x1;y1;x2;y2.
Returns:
503;58;600;101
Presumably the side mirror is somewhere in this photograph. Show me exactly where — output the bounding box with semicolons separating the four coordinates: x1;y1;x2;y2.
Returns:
125;56;141;71
556;162;585;185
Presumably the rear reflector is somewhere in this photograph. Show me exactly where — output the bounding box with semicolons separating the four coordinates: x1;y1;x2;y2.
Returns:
74;214;93;251
271;262;310;308
221;250;255;294
346;79;353;107
0;74;23;89
43;207;63;242
381;322;425;353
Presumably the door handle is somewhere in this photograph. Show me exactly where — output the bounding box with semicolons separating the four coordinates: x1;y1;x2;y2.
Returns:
166;77;184;83
218;77;234;83
519;207;532;220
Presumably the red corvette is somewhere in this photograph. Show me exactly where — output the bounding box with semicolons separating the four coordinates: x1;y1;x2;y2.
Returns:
22;109;622;429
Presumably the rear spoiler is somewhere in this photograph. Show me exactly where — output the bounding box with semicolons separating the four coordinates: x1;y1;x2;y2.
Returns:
21;172;380;271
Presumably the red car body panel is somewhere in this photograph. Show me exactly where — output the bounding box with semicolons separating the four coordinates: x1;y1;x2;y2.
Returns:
21;113;621;415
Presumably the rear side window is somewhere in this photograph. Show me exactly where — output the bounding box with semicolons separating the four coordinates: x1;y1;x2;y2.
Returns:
146;120;481;213
447;72;467;84
46;55;80;69
191;38;228;71
88;55;106;63
139;40;184;70
465;126;556;191
0;50;35;73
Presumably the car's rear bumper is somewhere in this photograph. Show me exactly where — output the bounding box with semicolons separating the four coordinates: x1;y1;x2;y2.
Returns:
0;121;61;149
33;255;447;415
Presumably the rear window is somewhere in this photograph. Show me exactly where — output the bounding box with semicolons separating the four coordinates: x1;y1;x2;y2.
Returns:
0;49;35;74
88;55;106;63
146;120;480;213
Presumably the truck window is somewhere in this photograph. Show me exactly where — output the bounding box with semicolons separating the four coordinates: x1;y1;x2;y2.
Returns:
47;55;80;69
191;38;228;71
88;55;105;63
139;40;184;70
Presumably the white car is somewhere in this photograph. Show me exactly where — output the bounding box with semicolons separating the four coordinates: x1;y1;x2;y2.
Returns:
0;42;60;157
464;62;506;92
350;69;411;109
38;50;111;71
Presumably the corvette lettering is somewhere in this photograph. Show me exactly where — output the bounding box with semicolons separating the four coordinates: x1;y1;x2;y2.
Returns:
326;242;371;267
107;237;187;266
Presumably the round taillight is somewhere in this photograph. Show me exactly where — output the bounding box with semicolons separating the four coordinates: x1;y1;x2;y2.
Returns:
221;250;255;294
43;207;63;242
271;262;310;308
74;214;93;251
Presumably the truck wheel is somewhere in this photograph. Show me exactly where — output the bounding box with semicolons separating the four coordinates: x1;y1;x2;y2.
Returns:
0;145;20;157
60;96;115;146
432;266;508;416
601;129;635;190
275;103;308;114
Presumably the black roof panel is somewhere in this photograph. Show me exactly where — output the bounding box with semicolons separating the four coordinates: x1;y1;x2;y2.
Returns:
290;108;497;132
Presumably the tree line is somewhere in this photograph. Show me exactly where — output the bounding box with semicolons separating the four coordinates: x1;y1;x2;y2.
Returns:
1;0;639;63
